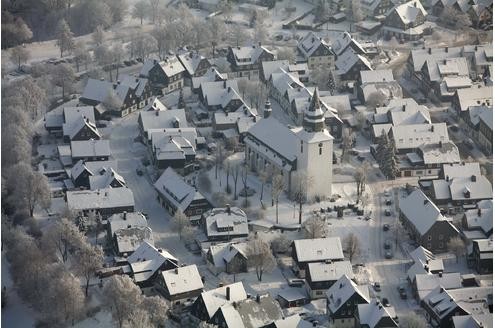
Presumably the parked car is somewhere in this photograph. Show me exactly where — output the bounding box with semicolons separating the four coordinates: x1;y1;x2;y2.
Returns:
398;286;407;299
381;297;390;306
385;250;393;259
385;209;391;216
385;198;392;206
383;224;390;231
384;240;392;249
373;282;381;292
136;168;143;176
288;279;305;287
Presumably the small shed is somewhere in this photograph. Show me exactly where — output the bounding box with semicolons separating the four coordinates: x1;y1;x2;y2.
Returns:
277;289;309;308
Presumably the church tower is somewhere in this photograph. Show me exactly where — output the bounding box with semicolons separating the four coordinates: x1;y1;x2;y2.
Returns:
263;99;272;118
293;88;333;201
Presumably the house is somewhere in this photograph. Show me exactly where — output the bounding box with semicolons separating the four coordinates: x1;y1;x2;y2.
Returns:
399;189;459;253
360;0;393;18
357;69;403;104
226;44;275;79
205;242;248;275
113;225;153;257
70;160;94;189
291;237;344;278
80;78;149;117
62;116;101;143
156;265;204;303
190;282;247;322
107;211;148;242
331;32;367;58
305;261;354;299
139;57;185;95
326;275;370;328
355;301;399;327
383;0;427;41
138;100;187;144
245;90;334;200
267;315;317;328
412;272;463;300
407;246;445;284
389;123;449;154
154;167;212;220
335;48;373;82
430;163;493;212
276;289;309;308
422;286;492;328
70;139;111;162
45;105;96;137
467;0;493;29
452;314;494;328
117;74;153;108
297;32;334;70
149;128;199;170
209;294;283;328
66;187;135;218
462;200;493;238
177;51;211;81
477;108;492;154
400;141;461;178
201;206;249;242
126;241;178;287
471;239;493;274
199;80;247;112
192;67;227;93
89;167;126;190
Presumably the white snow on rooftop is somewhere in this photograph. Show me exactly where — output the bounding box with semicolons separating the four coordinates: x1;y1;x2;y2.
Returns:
161;264;204;296
293;237;344;263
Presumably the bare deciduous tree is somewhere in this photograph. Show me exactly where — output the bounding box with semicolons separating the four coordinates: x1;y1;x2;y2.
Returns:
73;41;91;72
246;235;276;281
354;164;368;203
141;296;169;327
92;25;105;46
399;314;427;328
42;217;86;263
171;210;191;240
292;172;311;224
366;91;388;109
344;233;360;262
277;46;296;63
303;216;326;239
56;18;74;57
232;161;241;200
271;234;291;254
9;46;30;70
46;271;85;325
198;172;212;193
103;275;143;328
74;244;103;297
258;165;272;206
51;63;76;99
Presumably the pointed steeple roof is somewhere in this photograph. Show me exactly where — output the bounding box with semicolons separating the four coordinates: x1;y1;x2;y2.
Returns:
303;89;326;132
307;89;325;117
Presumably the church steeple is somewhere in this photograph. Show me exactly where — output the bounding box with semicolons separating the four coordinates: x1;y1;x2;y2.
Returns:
303;89;326;132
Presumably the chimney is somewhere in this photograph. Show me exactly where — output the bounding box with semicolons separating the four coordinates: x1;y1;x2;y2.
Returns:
478;208;482;217
428;48;432;54
117;80;121;85
471;175;477;182
424;265;429;271
256;294;261;303
123;211;127;220
445;47;448;53
413;1;417;6
226;286;231;301
264;100;272;118
439;272;443;277
175;268;179;274
431;125;434;132
444;59;447;64
402;105;406;112
313;322;317;327
226;204;231;215
258;41;261;47
227;86;231;93
446;175;449;181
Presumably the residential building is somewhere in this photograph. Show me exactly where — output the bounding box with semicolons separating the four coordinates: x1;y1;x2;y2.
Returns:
357;69;403;104
209;294;283;328
138;99;188;144
140;57;185;95
70;160;95;189
156;264;204;303
422;286;492;328
199;80;247;112
360;0;393;17
226;44;275;79
331;32;367;58
412;272;463;300
88;167;126;190
477;108;492;154
383;0;427;41
267;315;317;328
355;301;399;327
66;187;135;218
462;200;493;238
277;289;309;308
154;167;212;220
62;116;101;143
126;241;178;287
201;206;249;242
118;75;153;108
191;67;227;93
407;246;445;284
297;32;335;70
335;48;373;82
305;261;354;299
177;51;211;81
70;139;111;163
204;242;248;275
389;123;449;154
399;189;459;253
113;225;153;257
245;90;334;200
190;282;247;322
149;128;199;170
326;275;370;328
471;239;493;274
107;211;147;242
291;237;344;278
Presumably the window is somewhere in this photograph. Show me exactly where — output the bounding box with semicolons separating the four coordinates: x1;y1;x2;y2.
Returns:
319;147;322;155
428;235;432;240
439;234;443;240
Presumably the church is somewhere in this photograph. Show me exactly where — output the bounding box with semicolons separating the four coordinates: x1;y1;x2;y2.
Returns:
244;89;334;201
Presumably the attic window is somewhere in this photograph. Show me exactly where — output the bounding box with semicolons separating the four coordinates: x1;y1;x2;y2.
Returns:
317;250;323;255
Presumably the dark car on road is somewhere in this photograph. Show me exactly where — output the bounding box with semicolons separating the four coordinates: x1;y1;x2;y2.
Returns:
381;298;390;306
373;282;381;292
398;286;407;299
383;224;390;231
385;250;393;259
385;209;391;216
384;240;392;249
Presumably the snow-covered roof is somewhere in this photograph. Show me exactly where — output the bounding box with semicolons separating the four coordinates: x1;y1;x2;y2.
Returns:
203;207;249;239
154;167;207;212
262;60;290;81
200;80;245;108
293;237;344;263
66;188;135;212
360;69;394;84
216;294;283;328
399;189;448;235
443;162;481;178
81;79;115;103
139;107;187;132
387;0;426;25
192;67;227;89
419;141;460;165
387;104;431;126
63;115;101;140
297;31;332;59
478;107;493;130
161;265;203;296
307;261;353;282
415;272;462;292
63;106;95;124
230;44;274;66
335;48;372;75
277;289;307;302
89;167;126;190
118;75;149;97
127;241;178;283
70;159;92;181
70;139;111;158
359;302;398;327
177;52;209;76
390;123;449;150
464;201;493;234
425;57;470;83
331;32;366;57
150;128;198;160
452;314;494;328
271;314;316;328
326;275;370;314
108;211;147;236
115;226;154;255
207;242;248;268
200;282;247;318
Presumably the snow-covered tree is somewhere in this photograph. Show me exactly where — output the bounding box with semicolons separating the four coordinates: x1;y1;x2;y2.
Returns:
103;275;144;328
277;47;296;63
376;130;398;180
399;314;428;328
344;232;360;262
56;19;74;57
291;172;311;224
132;0;150;25
246;235;276;281
354;164;368;203
51;63;76;99
73;41;91;72
303;216;327;239
9;46;30;70
171;209;191;240
74;244;104;297
141;296;169;327
41;218;86;263
271;234;291;254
